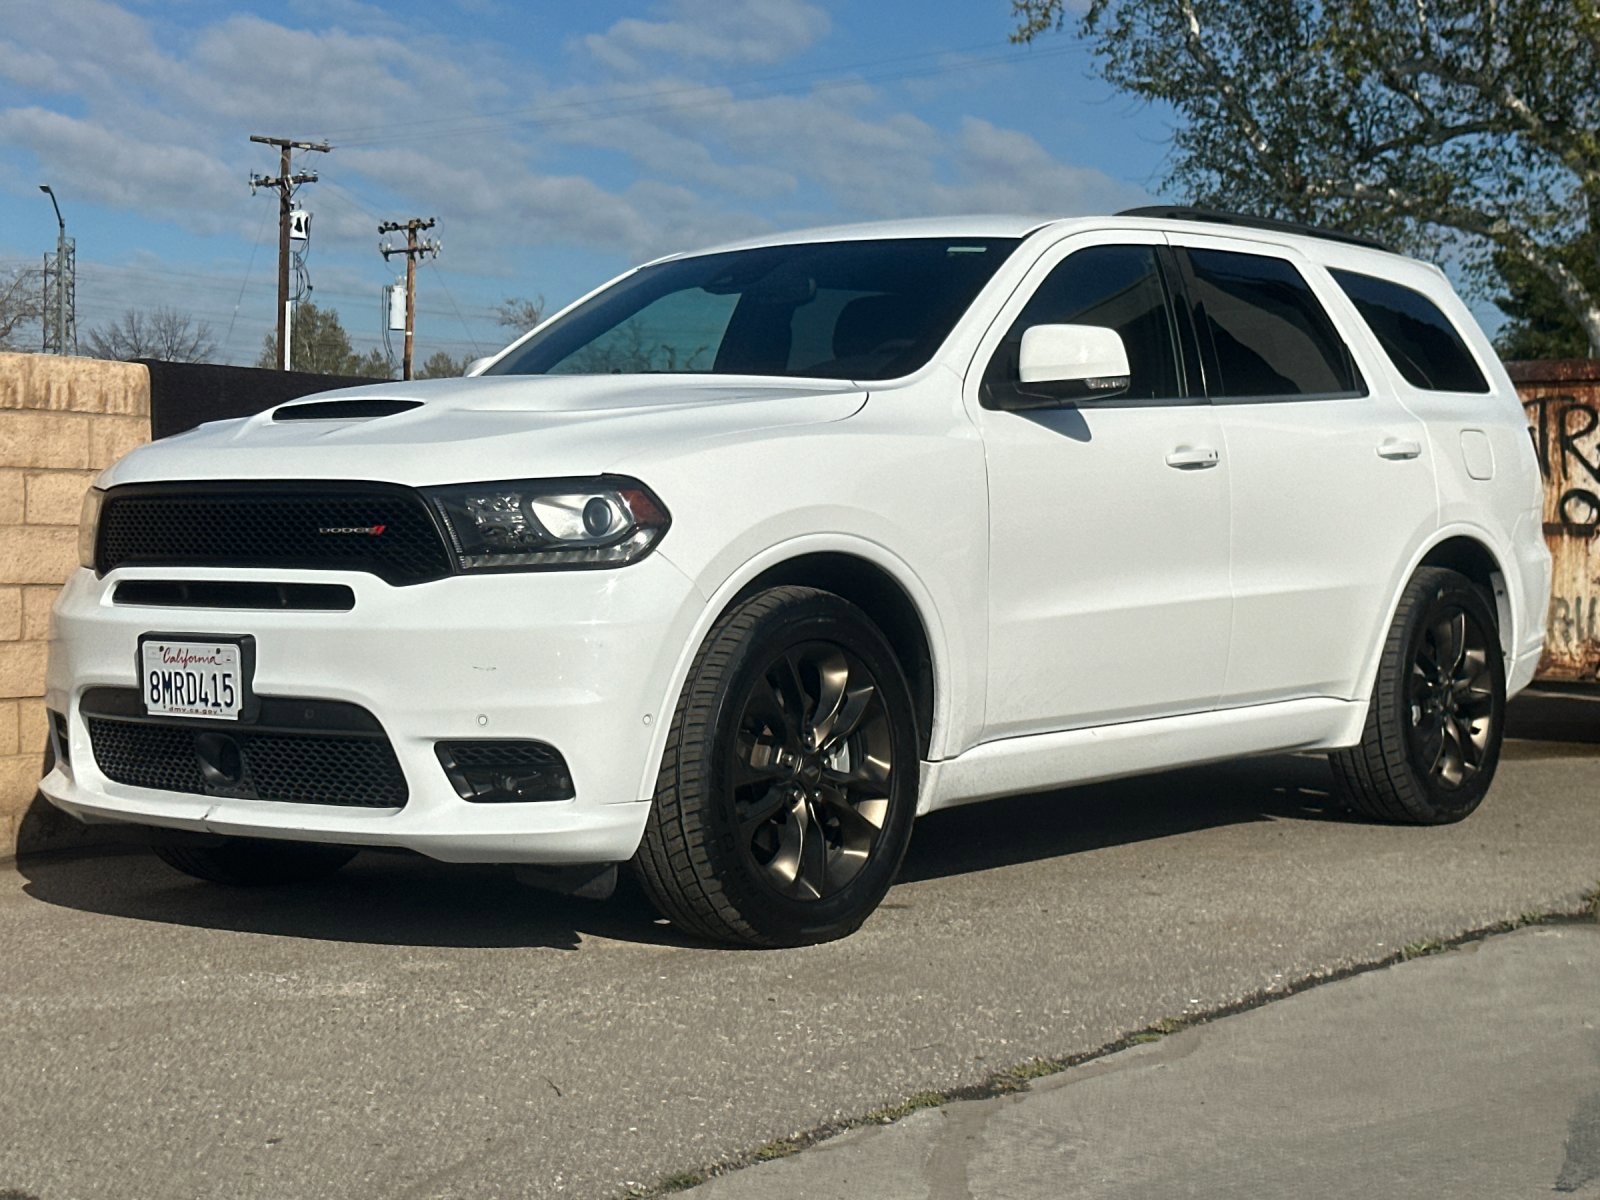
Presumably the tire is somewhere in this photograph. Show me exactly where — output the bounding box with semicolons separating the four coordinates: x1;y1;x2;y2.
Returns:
633;586;920;948
1331;566;1506;824
150;834;358;886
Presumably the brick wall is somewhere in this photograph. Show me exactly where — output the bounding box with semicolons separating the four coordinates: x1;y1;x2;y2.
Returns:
0;352;150;861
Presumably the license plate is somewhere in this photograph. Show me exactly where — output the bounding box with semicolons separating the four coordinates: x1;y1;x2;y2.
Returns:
140;638;247;721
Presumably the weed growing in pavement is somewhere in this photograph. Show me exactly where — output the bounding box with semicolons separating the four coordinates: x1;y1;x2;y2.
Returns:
750;1137;806;1163
1401;938;1448;959
1004;1058;1065;1082
656;1171;706;1193
865;1090;944;1124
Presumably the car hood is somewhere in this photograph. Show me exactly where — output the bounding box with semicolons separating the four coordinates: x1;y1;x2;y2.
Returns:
101;374;868;487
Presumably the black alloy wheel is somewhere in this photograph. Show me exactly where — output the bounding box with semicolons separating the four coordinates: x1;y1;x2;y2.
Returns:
634;586;919;947
730;640;895;902
1332;566;1506;823
1405;605;1498;790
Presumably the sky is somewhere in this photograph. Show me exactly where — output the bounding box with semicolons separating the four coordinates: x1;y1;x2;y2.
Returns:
0;0;1497;369
0;0;1179;366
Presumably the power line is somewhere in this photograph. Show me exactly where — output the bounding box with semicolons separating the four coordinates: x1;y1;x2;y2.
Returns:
427;259;482;358
72;262;504;320
224;201;274;351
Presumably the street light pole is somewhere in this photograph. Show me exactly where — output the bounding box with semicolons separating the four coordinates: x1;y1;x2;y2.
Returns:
38;185;69;356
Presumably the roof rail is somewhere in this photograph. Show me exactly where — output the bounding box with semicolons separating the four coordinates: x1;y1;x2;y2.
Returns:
1116;206;1393;253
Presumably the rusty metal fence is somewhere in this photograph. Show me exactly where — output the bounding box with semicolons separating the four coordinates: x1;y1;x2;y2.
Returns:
1511;359;1600;683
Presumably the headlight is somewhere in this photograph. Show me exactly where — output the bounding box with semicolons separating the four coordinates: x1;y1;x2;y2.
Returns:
77;487;104;570
424;476;670;571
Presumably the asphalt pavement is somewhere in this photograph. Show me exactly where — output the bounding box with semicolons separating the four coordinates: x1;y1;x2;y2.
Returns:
684;922;1600;1200
0;740;1596;1200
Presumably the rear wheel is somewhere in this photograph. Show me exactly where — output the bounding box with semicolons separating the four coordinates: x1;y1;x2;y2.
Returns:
150;834;357;886
633;586;919;947
1331;566;1506;823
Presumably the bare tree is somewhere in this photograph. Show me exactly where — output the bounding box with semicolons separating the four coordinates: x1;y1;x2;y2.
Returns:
494;295;545;333
0;266;43;350
87;306;218;363
1015;0;1600;353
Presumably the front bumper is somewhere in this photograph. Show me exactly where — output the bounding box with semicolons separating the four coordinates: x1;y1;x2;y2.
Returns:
40;556;701;864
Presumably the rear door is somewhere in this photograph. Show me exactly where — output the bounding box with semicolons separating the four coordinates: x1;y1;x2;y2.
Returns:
1168;235;1438;705
970;231;1233;737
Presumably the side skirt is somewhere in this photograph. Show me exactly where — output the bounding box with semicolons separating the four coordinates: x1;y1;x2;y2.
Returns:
917;697;1368;815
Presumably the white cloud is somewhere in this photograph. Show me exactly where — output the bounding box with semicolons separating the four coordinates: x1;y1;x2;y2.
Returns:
0;107;244;236
581;0;832;74
0;39;64;93
927;118;1146;216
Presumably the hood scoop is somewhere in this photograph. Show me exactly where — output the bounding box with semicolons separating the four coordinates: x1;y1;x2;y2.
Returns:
273;397;423;422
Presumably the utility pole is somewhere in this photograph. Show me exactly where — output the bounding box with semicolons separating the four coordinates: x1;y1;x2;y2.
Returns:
378;218;440;380
38;185;74;356
249;135;329;370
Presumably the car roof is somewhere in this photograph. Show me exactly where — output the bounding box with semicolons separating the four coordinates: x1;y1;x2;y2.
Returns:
651;214;1423;273
649;215;1061;262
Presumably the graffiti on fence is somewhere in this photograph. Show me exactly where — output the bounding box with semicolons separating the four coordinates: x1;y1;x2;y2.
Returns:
1523;393;1600;536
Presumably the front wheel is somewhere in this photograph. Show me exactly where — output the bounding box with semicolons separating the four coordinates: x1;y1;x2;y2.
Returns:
633;586;920;947
1331;566;1506;823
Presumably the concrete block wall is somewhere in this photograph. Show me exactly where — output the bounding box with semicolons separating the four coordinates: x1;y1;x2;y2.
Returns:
0;352;150;860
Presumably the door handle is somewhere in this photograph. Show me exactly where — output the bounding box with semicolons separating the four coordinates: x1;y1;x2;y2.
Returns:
1377;437;1422;460
1164;446;1220;469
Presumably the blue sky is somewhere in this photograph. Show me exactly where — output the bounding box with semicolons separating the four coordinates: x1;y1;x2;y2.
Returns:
3;0;1491;368
0;0;1177;365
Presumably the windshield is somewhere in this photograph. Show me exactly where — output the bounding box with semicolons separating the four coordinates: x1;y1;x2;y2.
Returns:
485;237;1021;382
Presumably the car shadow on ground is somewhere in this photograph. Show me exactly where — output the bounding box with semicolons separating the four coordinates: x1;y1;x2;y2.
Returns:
898;752;1344;885
11;752;1348;952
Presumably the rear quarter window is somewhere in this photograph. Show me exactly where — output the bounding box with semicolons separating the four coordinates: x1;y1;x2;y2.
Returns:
1330;269;1490;394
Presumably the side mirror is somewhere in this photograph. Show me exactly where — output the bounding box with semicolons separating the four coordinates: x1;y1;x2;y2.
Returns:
1002;324;1132;409
464;356;493;377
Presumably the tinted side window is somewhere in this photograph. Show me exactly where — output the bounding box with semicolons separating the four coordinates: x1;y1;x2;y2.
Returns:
984;244;1183;402
1331;269;1489;393
1184;249;1361;398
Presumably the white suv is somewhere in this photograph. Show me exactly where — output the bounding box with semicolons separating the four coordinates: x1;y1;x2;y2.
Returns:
43;209;1551;947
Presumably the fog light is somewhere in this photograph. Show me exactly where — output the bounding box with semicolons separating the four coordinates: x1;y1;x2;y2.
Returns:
435;740;575;803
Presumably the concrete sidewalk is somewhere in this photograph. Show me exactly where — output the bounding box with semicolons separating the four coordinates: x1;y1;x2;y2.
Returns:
685;923;1600;1200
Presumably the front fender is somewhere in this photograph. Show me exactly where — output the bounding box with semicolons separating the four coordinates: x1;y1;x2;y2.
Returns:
635;530;978;805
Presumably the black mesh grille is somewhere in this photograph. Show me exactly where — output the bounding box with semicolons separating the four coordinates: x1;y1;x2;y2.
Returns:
434;739;574;802
442;741;567;770
87;717;408;808
96;484;452;585
88;719;204;794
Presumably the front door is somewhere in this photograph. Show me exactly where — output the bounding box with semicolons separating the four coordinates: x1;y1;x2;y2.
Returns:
971;234;1233;739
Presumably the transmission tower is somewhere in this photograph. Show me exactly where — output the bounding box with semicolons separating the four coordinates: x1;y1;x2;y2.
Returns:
378;217;440;380
249;135;330;370
40;244;76;356
38;185;75;355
